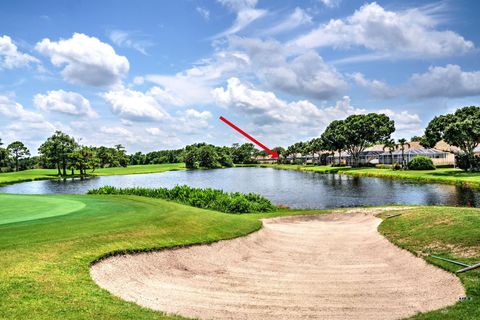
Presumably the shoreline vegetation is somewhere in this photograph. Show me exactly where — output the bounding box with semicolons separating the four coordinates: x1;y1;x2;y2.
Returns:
87;185;277;213
248;164;480;189
0;194;478;319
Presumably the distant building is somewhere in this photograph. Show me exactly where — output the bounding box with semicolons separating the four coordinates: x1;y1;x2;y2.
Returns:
255;140;459;166
379;141;455;166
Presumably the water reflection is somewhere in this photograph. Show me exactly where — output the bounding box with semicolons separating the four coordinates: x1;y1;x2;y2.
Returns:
1;167;479;209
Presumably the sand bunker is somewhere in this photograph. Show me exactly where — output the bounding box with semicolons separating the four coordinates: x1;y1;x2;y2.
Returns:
91;208;464;320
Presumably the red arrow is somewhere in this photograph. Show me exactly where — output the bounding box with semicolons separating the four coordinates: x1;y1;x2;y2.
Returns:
220;116;278;159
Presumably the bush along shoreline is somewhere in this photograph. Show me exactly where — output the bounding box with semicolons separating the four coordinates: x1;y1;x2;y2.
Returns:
87;185;277;214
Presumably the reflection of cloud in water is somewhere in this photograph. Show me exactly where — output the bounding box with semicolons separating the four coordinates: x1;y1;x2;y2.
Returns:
1;167;479;209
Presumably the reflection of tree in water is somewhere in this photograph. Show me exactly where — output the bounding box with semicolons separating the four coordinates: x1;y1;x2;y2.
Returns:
454;186;479;207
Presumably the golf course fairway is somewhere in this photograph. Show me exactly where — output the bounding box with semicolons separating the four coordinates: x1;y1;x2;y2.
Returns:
0;194;478;319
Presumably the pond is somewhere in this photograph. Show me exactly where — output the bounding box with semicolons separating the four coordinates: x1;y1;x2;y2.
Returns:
1;167;480;209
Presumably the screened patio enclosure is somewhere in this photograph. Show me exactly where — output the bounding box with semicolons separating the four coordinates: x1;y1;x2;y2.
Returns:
379;148;453;165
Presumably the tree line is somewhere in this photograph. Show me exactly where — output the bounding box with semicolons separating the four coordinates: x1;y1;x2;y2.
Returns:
277;106;480;171
0;131;128;175
129;142;265;169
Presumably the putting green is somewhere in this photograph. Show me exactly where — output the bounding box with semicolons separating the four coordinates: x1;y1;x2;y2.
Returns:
0;194;86;225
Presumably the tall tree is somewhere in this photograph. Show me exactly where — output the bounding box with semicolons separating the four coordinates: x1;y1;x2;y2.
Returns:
321;120;347;165
197;145;221;168
70;146;99;176
308;138;323;165
341;113;395;167
0;138;7;168
231;143;256;164
7;141;30;172
397;138;410;168
422;106;480;170
382;138;397;164
39;131;77;176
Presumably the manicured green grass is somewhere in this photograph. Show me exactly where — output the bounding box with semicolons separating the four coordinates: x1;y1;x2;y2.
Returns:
93;163;185;176
0;195;477;319
0;163;186;186
0;168;59;186
256;164;480;188
0;193;319;320
0;194;85;225
379;206;480;319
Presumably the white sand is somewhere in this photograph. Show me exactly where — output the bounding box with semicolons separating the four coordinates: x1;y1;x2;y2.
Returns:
91;208;464;320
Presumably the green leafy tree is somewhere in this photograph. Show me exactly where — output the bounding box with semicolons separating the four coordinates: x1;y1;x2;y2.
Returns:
0;138;7;168
308;138;323;165
38;131;77;176
184;149;198;169
321;120;347;165
70;146;99;176
217;146;234;167
114;144;129;167
231;143;256;164
342;113;395;167
382;138;397;164
422;106;480;170
397;138;410;168
197;145;221;168
7;141;30;172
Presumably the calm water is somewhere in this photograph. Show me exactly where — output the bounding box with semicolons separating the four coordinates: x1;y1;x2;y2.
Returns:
1;167;479;209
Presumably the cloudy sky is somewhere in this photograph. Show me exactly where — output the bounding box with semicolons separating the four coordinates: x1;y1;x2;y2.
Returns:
1;0;479;153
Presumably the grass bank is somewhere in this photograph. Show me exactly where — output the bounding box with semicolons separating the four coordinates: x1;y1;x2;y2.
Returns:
0;193;478;319
0;163;185;186
254;164;480;188
379;206;480;319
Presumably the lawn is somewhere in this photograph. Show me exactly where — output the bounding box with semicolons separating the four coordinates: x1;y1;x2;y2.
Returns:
379;207;480;319
255;164;480;188
0;194;478;319
0;163;185;186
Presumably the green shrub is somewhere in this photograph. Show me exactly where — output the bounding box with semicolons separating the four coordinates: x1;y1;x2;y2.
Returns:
392;162;402;170
407;156;436;170
87;185;276;214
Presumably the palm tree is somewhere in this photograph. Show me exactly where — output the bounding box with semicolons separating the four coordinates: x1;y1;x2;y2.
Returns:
382;139;397;164
398;138;411;168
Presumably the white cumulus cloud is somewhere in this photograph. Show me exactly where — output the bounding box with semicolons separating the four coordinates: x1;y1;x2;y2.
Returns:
230;37;347;99
213;77;359;128
34;90;97;117
35;33;129;86
0;35;38;70
0;94;44;123
293;2;474;58
101;86;170;121
409;64;480;98
349;72;398;98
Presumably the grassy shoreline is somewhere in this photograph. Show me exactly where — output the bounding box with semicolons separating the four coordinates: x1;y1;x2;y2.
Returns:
250;163;480;188
378;207;480;319
0;193;478;319
0;163;186;187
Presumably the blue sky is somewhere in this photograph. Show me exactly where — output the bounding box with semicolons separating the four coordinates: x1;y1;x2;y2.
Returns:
1;0;479;153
